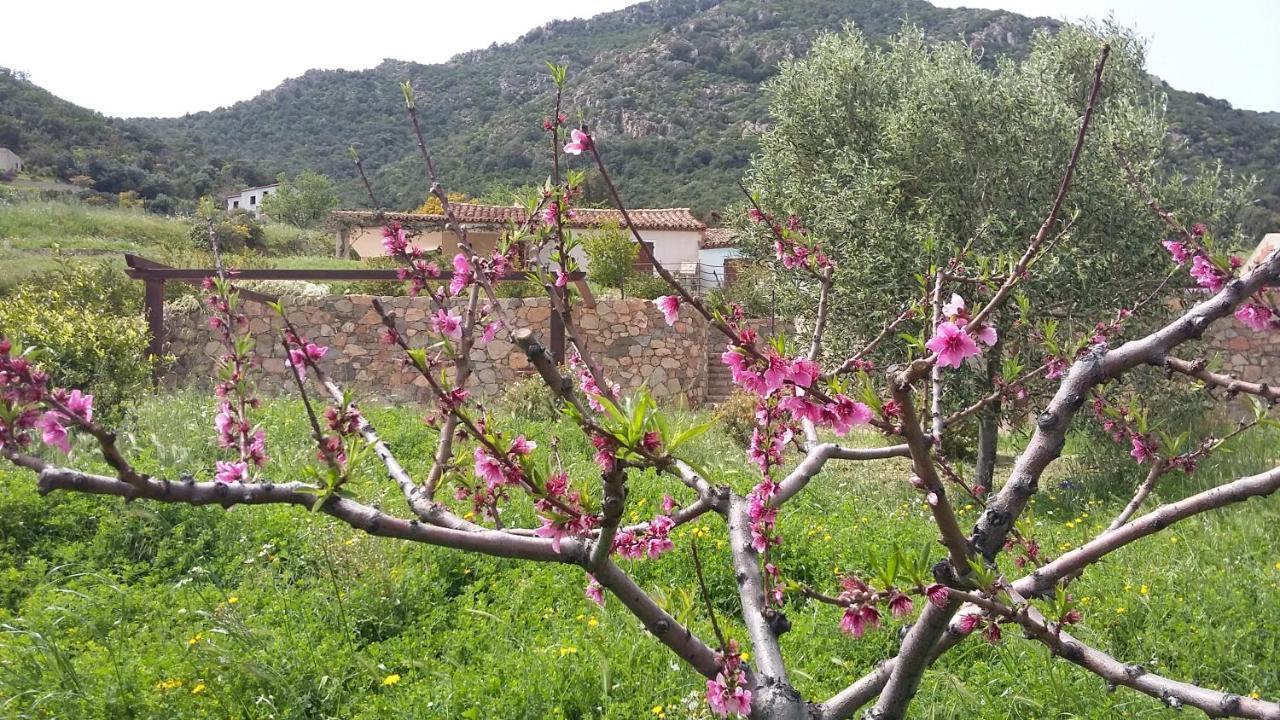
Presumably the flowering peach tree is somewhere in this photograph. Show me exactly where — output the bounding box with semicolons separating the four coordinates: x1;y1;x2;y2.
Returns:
4;48;1280;720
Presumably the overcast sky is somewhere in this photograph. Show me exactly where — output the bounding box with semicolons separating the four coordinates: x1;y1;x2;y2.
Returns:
3;0;1277;118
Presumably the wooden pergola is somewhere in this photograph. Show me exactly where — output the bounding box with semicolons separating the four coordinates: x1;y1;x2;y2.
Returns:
123;254;592;377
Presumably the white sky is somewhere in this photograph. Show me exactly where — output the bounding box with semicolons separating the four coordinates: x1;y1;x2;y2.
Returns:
3;0;1278;118
931;0;1280;112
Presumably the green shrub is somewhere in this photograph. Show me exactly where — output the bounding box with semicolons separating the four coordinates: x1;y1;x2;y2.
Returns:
494;375;562;421
0;262;154;423
623;273;670;300
713;390;758;448
188;209;265;253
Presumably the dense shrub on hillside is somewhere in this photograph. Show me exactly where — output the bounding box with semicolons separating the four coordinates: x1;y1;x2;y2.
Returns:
188;208;265;253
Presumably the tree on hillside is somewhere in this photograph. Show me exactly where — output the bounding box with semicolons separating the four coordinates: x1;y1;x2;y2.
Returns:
743;23;1252;488
260;170;340;228
414;190;468;215
5;48;1280;720
583;219;638;296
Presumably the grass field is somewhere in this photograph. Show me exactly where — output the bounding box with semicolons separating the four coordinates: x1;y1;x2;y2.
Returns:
0;390;1276;719
0;200;350;295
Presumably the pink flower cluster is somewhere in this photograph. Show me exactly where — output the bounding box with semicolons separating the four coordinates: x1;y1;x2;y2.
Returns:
926;294;997;369
706;640;752;718
569;351;619;414
745;208;832;273
612;514;675;559
533;470;599;553
206;277;268;478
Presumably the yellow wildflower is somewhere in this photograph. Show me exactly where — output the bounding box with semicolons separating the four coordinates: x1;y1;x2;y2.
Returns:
187;632;203;646
1115;607;1126;614
227;596;238;604
652;706;665;716
191;682;206;694
155;678;182;690
1249;692;1261;699
559;646;578;656
382;673;401;686
1139;585;1148;596
587;617;599;628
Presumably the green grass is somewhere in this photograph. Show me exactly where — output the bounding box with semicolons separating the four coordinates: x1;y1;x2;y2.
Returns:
0;200;342;295
0;392;1276;719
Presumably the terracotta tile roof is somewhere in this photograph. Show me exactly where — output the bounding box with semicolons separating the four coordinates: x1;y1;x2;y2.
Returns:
700;228;736;249
333;203;705;232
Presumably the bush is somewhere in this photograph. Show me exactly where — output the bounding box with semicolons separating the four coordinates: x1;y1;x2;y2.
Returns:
189;209;265;253
494;375;562;421
713;390;758;448
493;280;545;298
0;263;154;423
623;273;671;300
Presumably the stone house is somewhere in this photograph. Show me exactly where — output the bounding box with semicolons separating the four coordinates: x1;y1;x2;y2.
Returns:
0;148;22;173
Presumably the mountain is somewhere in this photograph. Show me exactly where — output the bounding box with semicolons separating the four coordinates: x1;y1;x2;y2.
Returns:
5;1;1278;237
0;68;271;209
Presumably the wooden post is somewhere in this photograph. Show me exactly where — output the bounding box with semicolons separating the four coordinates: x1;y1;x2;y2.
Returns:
144;279;165;382
550;285;566;365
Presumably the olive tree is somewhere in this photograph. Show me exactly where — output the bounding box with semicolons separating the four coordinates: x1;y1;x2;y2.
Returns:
744;24;1251;486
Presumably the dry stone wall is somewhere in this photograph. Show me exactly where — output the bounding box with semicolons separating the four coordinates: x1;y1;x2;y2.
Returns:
164;296;710;407
1205;314;1280;386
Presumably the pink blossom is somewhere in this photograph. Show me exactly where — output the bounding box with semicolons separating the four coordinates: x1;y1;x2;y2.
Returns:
382;223;408;255
888;591;914;618
839;605;881;638
534;517;568;553
1190;254;1227;293
563;128;593;155
1162;240;1190;264
983;622;1003;645
1190;222;1208;237
473;447;506;490
825;395;872;436
554;270;569;288
787;357;820;388
706;672;752;717
585;576;605;607
958;613;984;633
482;322;500;343
63;389;93;422
925;583;951;608
542;202;559;225
1129;434;1155;464
450;253;471;296
778;394;825;424
661;494;677;514
38;413;69;453
974;324;998;346
1045;356;1067;380
285;342;328;379
214;460;247;484
654;295;680;325
431;309;463;340
1235;303;1273;331
926;321;981;368
508;435;537;455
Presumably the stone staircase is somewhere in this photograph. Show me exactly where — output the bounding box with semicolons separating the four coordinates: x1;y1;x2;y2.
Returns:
703;340;735;405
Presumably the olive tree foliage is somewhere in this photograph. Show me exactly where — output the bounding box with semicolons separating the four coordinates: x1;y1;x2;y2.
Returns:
745;24;1249;362
260;170;340;229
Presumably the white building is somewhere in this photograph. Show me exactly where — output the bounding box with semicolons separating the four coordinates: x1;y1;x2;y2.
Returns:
697;228;745;290
225;183;279;216
334;204;708;275
0;148;22;173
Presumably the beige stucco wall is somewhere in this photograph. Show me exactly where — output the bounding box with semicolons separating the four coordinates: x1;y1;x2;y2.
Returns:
344;225;700;273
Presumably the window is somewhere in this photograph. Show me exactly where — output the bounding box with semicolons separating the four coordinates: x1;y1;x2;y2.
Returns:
262;190;269;197
233;200;239;209
250;195;257;205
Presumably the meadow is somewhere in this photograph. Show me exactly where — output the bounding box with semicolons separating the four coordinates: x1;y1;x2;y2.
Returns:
1;388;1276;719
0;199;357;295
